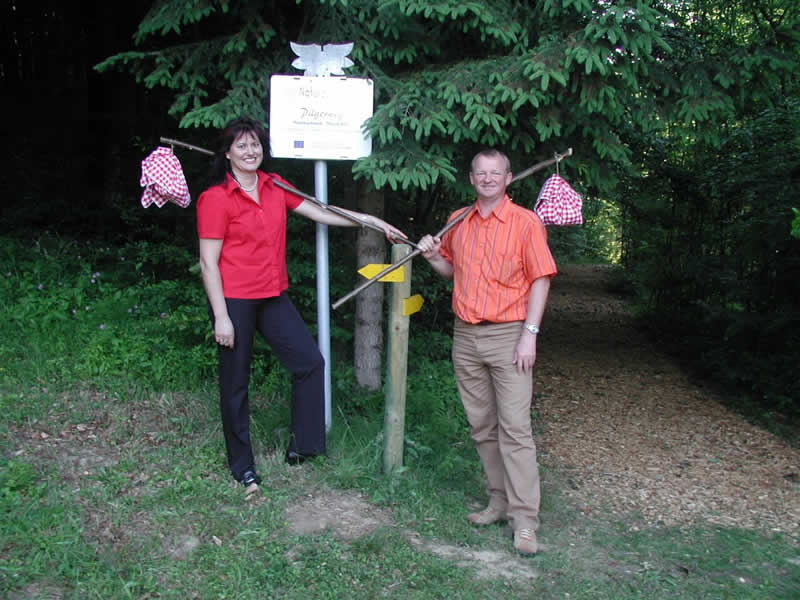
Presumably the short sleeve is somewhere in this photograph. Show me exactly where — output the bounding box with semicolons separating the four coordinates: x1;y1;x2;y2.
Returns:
522;215;557;281
264;173;303;211
196;186;229;239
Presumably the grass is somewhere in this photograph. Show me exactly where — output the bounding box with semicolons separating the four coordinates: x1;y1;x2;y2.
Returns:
3;387;798;599
1;233;798;599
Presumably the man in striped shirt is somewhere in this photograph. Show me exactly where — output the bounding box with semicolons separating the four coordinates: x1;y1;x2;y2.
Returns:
419;149;557;556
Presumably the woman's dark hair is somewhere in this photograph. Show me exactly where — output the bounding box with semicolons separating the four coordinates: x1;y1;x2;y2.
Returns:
208;116;269;186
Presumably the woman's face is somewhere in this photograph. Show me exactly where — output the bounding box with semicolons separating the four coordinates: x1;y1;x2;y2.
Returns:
226;131;263;176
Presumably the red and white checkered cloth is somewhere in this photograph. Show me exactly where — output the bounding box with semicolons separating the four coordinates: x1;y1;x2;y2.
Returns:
139;146;191;208
534;174;583;226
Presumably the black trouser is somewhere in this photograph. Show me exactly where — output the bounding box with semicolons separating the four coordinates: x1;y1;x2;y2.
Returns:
214;292;326;480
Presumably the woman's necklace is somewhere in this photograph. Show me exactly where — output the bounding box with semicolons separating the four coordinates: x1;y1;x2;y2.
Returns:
235;174;258;192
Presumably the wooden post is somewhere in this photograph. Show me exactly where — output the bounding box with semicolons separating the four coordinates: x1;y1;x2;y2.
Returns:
383;243;412;473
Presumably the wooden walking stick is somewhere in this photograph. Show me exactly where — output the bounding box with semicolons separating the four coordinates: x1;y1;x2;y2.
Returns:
160;137;214;156
270;179;419;249
332;148;573;310
332;206;472;310
158;136;413;244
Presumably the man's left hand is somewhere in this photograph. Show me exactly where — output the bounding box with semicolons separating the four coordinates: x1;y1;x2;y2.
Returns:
513;333;537;373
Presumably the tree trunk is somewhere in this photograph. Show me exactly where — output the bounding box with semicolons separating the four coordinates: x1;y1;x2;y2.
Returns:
354;184;386;390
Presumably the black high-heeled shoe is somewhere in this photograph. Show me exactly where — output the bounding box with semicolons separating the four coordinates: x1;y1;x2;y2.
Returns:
239;470;261;486
285;450;314;465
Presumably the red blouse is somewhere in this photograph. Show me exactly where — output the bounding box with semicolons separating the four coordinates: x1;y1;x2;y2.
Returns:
196;172;302;299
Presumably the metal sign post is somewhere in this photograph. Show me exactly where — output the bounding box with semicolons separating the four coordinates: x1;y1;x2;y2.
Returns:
270;43;373;432
314;159;331;431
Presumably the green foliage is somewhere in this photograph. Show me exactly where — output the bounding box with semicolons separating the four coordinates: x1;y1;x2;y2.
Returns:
95;0;285;128
0;460;37;500
97;0;675;201
0;230;362;404
0;458;121;596
406;357;465;443
90;0;800;431
351;0;672;194
0;235;214;392
621;97;800;427
611;0;800;427
792;208;800;239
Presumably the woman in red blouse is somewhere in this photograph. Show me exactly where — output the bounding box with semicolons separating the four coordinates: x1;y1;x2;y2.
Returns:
197;116;404;489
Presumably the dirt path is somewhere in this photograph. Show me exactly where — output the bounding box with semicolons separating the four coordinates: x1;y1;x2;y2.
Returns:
535;264;800;533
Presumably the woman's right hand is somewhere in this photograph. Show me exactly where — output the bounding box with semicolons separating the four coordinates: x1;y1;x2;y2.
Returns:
215;315;235;348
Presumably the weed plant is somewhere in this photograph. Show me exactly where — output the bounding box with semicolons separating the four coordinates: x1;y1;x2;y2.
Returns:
1;233;798;599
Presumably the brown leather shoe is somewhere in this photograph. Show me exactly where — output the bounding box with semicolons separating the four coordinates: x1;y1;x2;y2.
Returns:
513;528;538;555
467;506;507;526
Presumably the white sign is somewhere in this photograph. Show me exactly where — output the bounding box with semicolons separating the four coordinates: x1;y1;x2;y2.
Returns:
269;75;373;160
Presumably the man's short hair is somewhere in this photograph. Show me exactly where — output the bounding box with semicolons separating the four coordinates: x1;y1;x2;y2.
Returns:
471;149;511;173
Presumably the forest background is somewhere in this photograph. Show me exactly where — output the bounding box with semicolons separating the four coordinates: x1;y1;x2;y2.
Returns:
4;0;798;431
1;1;799;598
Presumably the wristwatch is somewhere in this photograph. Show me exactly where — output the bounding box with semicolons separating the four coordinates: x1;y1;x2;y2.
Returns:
523;323;540;335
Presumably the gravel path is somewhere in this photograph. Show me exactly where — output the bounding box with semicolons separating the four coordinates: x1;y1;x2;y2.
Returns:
535;265;800;534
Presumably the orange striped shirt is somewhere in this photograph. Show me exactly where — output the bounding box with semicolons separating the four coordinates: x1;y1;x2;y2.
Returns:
440;195;557;324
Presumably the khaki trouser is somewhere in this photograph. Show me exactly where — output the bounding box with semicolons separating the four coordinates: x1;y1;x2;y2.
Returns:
452;319;541;531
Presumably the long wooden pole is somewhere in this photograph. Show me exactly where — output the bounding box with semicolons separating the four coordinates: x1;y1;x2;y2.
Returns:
332;148;573;310
271;180;419;249
332;206;472;310
159;137;214;156
159;136;414;248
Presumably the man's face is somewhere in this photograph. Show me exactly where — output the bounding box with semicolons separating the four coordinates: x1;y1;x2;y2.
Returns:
469;155;512;202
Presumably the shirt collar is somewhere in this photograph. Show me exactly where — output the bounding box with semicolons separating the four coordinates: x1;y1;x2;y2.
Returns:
224;171;263;193
223;172;239;193
467;194;512;223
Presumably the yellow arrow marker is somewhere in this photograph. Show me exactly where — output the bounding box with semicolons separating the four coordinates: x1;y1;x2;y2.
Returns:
357;264;405;283
402;294;424;316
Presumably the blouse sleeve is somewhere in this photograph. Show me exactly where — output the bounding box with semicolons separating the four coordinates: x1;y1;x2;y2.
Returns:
196;186;229;239
264;172;303;211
